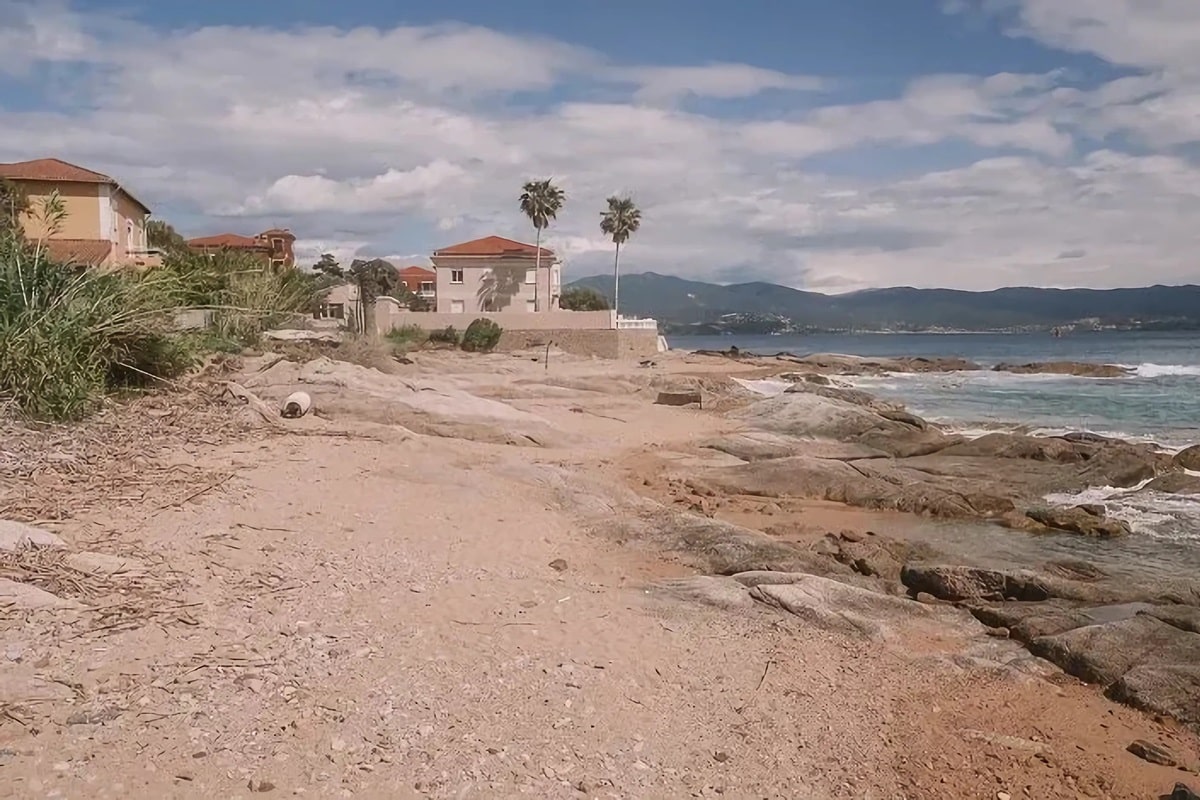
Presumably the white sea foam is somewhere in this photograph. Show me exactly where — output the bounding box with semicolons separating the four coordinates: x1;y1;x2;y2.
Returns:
1125;363;1200;378
1044;480;1200;542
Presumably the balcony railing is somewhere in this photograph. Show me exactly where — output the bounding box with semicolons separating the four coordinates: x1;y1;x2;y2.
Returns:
616;316;658;330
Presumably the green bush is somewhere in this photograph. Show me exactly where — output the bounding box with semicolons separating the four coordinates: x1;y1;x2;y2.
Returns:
461;318;503;352
0;235;189;420
385;324;427;355
427;326;459;345
559;286;610;311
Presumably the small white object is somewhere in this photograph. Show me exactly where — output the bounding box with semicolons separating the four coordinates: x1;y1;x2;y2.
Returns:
281;391;312;418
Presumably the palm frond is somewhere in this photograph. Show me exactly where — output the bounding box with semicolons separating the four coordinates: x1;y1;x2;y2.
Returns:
600;195;642;245
519;178;566;231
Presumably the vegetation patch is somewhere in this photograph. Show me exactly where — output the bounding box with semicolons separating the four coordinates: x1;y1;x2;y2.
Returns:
461;318;503;352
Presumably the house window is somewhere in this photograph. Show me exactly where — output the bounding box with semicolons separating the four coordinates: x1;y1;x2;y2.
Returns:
271;237;285;255
419;281;434;293
450;269;464;284
316;303;345;320
450;299;465;313
126;220;133;245
525;269;536;285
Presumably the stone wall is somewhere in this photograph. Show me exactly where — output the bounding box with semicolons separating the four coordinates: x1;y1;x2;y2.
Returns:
494;328;660;360
375;301;615;335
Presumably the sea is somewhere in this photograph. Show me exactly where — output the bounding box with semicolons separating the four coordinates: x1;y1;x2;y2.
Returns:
671;331;1200;580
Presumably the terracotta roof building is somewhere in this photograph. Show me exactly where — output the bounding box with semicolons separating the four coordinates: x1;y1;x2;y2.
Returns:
431;235;561;313
0;157;159;268
186;228;297;268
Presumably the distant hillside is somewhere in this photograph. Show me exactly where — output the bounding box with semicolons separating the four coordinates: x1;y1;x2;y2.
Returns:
568;273;1200;333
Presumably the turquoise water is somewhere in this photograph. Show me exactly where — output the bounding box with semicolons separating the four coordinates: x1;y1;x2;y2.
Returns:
679;331;1200;446
677;331;1200;553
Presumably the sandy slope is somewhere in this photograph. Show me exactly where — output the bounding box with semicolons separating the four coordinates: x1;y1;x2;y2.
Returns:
1;349;1197;799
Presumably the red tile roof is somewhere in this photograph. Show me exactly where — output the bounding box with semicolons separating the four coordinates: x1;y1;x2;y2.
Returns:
0;158;152;214
433;235;554;258
0;158;113;183
43;239;113;266
187;233;262;249
258;228;295;238
398;265;435;278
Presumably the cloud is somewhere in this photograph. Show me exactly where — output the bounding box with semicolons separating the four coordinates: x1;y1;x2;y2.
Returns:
624;63;825;103
1;0;1198;292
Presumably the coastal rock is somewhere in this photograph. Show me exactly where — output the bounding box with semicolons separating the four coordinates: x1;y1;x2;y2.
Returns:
992;361;1130;378
701;432;887;463
969;602;1094;644
938;433;1087;463
748;575;932;640
1079;448;1163;488
734;392;908;441
1174;445;1200;471
783;381;905;414
1028;614;1200;686
1144;473;1200;495
1025;506;1131;537
1142;604;1200;634
1109;665;1200;732
900;565;1053;602
1125;739;1180;767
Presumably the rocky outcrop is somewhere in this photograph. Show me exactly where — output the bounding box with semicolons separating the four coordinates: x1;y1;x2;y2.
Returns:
1174;444;1200;471
1029;615;1200;686
992;361;1131;378
1143;473;1200;495
1025;505;1131;537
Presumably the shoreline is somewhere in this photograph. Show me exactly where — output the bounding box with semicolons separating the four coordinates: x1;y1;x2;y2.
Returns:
2;346;1198;797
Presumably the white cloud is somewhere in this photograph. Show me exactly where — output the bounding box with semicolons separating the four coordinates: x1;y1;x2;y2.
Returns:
2;1;1199;292
625;63;825;103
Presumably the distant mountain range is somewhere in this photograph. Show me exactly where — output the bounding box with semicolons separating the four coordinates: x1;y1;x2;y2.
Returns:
568;273;1200;334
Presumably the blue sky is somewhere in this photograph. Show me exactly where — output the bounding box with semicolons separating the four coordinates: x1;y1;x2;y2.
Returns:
2;0;1199;291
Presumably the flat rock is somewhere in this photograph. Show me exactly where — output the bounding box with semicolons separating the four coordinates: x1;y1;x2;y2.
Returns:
0;578;82;610
0;520;65;552
262;328;343;343
938;433;1087;463
1029;614;1200;687
749;575;931;640
1109;665;1200;731
992;361;1130;378
1143;604;1200;634
970;602;1094;644
902;565;1052;602
657;576;757;611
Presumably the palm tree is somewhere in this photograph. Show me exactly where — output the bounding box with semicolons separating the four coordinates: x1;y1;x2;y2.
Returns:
518;179;565;311
599;195;641;318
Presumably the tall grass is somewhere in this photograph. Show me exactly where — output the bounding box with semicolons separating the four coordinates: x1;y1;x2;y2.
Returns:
0;234;189;420
162;249;320;343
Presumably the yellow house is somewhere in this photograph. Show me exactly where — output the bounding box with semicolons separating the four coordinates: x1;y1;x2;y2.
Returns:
0;157;160;267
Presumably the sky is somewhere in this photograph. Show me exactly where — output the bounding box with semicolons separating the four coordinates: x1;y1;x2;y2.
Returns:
2;0;1199;292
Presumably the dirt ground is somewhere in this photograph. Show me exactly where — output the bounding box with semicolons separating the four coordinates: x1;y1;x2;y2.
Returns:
1;348;1197;799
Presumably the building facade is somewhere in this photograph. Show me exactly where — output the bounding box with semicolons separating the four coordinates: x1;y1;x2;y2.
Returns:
397;266;436;301
431;235;561;314
0;158;159;268
187;228;297;268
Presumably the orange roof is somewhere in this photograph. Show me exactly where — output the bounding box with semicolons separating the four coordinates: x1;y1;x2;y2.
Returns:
187;233;262;249
258;228;295;238
0;158;152;214
43;239;113;266
0;157;113;183
433;235;554;258
398;265;435;277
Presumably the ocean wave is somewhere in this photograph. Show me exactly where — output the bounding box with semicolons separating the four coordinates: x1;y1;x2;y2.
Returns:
1124;363;1200;378
1044;481;1200;542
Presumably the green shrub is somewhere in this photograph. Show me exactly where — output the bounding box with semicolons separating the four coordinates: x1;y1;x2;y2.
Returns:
386;324;426;348
559;286;610;311
427;326;459;345
461;318;503;352
0;235;189;420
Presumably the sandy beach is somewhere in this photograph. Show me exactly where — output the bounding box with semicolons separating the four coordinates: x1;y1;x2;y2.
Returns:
2;346;1199;799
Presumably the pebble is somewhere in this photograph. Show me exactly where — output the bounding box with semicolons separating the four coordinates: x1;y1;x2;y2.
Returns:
548;559;569;572
997;793;1011;800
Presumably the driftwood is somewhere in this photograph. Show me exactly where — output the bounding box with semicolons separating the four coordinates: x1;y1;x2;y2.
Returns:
220;382;285;427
